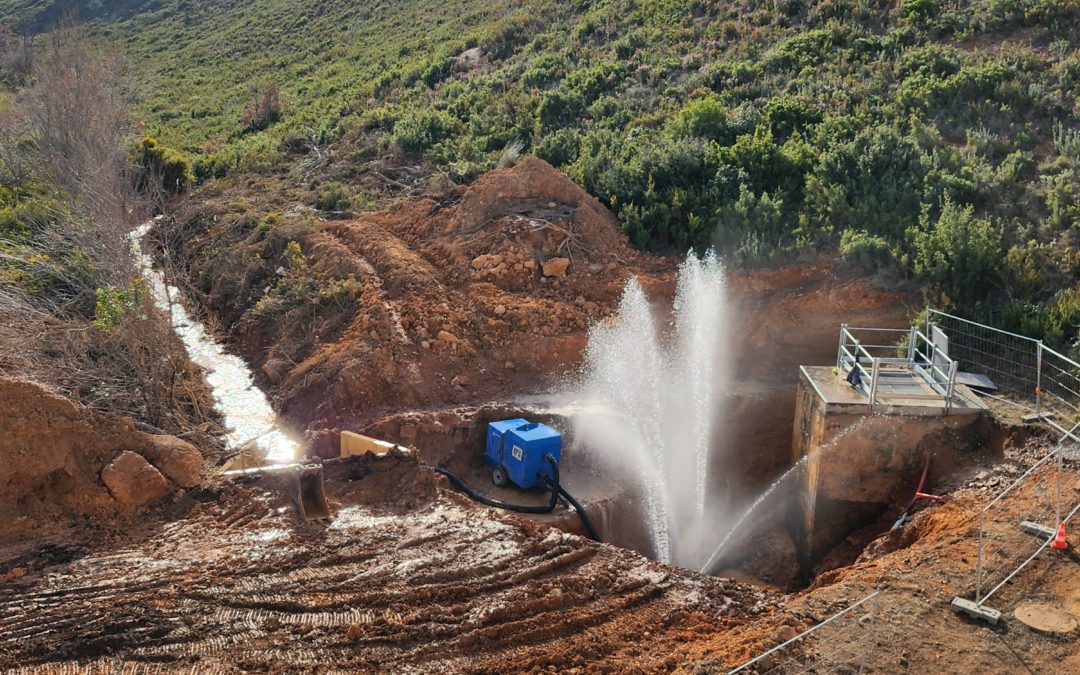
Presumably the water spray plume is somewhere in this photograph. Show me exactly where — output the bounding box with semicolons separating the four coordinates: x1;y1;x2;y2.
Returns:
572;250;726;567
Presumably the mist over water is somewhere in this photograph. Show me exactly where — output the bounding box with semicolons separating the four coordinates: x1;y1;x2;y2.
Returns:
571;250;727;567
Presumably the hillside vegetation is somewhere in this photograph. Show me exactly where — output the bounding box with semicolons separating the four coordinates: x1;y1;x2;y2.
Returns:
1;0;1079;344
0;26;216;437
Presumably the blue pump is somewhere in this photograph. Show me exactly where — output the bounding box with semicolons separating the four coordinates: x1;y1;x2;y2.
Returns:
484;418;561;489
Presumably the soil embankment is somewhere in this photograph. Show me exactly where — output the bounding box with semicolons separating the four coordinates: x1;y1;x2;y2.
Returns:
169;158;914;471
0;377;203;537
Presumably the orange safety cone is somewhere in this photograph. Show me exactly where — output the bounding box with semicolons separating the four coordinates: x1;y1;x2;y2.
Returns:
1050;522;1069;550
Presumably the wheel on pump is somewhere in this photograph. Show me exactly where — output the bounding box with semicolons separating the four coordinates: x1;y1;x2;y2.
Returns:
491;465;509;488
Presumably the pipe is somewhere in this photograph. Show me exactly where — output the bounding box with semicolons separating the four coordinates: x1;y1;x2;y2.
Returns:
436;454;602;542
557;485;601;542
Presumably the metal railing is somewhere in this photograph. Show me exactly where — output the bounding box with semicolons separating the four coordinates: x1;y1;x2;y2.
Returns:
927;309;1080;418
837;325;959;412
728;591;880;674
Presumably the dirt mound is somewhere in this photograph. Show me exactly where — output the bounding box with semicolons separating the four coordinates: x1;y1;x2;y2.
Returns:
174;159;648;456
0;377;204;533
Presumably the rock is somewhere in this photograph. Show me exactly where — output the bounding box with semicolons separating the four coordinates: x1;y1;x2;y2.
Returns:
101;451;171;506
451;374;469;388
141;435;203;488
262;359;287;385
471;254;490;270
588;263;604;274
494;304;507;316
777;624;799;642
524;259;537;270
437;330;458;344
575;296;586;306
421;340;431;350
369;329;380;341
346;624;363;640
542;257;570;277
584;301;598;312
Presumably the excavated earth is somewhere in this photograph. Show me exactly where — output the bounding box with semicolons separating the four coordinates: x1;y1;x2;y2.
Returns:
0;452;779;673
2;426;1078;673
4;160;1079;673
167;157;914;463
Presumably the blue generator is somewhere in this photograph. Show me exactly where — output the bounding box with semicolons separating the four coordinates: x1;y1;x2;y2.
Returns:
484;418;561;490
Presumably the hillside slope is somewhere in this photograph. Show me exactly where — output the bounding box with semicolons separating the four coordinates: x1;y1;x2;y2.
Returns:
1;0;1078;335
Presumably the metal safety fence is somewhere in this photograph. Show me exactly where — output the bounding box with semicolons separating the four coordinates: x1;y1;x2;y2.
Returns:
728;591;880;674
927;309;1080;418
951;420;1080;620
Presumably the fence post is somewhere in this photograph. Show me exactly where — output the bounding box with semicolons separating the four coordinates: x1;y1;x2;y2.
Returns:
838;323;848;369
976;510;985;604
1035;340;1043;417
1056;438;1063;528
908;326;917;366
869;358;880;412
946;361;958;414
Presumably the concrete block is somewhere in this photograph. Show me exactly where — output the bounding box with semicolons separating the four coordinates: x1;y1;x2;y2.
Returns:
1020;520;1056;540
951;597;1001;625
1021;412;1054;424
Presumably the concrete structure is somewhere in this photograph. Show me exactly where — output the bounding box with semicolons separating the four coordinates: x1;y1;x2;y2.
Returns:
789;360;989;577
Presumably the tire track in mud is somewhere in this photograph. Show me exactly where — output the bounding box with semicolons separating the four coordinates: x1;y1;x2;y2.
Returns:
0;491;776;673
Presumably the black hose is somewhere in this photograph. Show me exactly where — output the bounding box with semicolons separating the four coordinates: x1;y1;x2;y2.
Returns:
437;454;602;542
435;453;560;514
557;485;601;542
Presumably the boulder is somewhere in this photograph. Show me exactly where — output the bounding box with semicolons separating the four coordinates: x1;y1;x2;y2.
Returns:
262;359;288;385
141;435;203;488
101;451;171;506
542;257;570;277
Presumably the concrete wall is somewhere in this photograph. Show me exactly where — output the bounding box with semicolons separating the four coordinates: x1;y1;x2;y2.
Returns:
790;368;993;575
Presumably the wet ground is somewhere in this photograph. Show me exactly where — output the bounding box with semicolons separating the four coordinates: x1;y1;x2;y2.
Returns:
0;454;777;674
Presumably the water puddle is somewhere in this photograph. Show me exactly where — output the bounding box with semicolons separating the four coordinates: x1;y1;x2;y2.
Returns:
131;220;298;465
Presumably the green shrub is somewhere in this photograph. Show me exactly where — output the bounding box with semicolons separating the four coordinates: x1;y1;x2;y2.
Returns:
839;229;894;270
134;137;193;195
315;182;352;211
766;29;834;71
811;125;929;241
900;0;942;25
536;90;583;131
393;109;457;153
911;198;1001;306
762;96;822;141
93;281;146;332
672;95;731;143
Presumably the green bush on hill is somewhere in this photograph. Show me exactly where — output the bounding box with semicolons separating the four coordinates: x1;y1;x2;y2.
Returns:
0;0;1078;346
